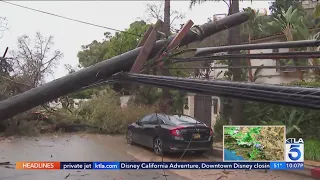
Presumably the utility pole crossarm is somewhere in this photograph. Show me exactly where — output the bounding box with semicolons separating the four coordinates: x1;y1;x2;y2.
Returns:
130;20;163;73
155;20;194;68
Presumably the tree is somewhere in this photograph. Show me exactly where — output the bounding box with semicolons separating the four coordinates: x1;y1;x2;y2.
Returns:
77;40;110;68
269;0;304;17
0;17;8;39
143;2;185;32
78;21;149;68
105;21;150;59
10;32;63;88
77;21;150;97
266;6;309;80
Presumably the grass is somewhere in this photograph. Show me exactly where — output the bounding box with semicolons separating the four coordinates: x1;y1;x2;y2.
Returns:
305;139;320;162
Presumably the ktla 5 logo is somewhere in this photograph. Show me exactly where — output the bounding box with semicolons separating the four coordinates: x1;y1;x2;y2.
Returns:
286;138;304;162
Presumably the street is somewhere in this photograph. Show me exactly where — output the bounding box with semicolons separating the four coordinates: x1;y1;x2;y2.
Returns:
0;133;316;180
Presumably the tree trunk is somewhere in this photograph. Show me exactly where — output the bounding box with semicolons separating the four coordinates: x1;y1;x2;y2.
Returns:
229;0;244;125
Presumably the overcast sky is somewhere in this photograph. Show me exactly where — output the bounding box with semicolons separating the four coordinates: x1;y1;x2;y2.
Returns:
0;1;271;82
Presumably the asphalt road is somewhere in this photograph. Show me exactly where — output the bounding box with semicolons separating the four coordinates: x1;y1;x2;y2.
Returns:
0;133;316;180
0;134;185;180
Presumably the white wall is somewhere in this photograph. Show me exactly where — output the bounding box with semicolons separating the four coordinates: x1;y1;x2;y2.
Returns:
250;40;299;85
48;98;89;109
120;95;134;108
183;93;195;117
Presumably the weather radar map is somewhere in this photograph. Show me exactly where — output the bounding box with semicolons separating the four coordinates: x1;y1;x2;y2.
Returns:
223;126;285;161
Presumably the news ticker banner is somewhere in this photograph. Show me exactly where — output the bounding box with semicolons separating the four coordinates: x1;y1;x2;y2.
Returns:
16;162;304;170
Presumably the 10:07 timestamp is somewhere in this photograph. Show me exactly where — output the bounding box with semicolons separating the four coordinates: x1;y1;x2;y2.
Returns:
286;162;304;169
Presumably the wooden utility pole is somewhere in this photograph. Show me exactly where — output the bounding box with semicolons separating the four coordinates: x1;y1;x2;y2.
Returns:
161;0;172;113
228;0;244;125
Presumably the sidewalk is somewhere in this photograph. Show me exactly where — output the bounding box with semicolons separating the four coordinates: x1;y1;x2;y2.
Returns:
205;146;320;179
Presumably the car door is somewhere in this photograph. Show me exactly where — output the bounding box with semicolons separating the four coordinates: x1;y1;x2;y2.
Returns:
140;115;162;148
134;114;152;146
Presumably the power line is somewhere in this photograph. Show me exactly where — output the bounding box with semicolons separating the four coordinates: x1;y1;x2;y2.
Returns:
1;1;143;37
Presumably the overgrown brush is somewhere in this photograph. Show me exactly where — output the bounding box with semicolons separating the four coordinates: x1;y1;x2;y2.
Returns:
53;87;156;134
2;111;40;137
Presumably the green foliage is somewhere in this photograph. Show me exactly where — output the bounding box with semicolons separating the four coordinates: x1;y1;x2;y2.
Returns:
269;0;305;18
104;21;150;59
213;116;228;141
304;139;320;161
244;80;320;140
69;89;96;99
241;7;264;40
171;90;187;114
267;6;309;41
133;86;162;105
77;21;150;68
77;40;110;68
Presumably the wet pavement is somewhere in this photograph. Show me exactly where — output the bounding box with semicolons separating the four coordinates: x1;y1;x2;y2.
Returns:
0;133;185;180
0;133;316;180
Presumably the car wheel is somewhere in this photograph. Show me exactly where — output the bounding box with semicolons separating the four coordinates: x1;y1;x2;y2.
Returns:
153;137;163;156
126;130;134;145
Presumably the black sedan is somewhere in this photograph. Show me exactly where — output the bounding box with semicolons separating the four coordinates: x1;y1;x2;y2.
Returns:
126;113;213;155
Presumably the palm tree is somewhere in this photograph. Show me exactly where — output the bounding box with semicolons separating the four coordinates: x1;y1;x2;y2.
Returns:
266;6;309;80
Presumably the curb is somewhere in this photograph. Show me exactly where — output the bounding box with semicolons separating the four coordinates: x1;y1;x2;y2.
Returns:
205;147;320;179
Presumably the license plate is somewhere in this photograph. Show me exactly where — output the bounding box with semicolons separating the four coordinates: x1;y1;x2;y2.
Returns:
193;133;201;139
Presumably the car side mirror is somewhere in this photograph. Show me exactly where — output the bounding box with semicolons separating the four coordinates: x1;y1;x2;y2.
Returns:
136;121;142;125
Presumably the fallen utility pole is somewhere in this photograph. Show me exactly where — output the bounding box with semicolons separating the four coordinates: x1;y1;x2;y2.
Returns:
0;12;250;120
195;40;320;56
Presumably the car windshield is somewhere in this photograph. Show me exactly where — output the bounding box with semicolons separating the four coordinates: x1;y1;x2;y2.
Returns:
167;115;202;125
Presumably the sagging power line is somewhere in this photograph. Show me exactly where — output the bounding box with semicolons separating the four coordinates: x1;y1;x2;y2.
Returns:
0;0;143;37
114;73;320;110
172;51;320;63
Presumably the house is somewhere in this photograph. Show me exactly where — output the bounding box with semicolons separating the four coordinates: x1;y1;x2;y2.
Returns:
182;32;313;128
